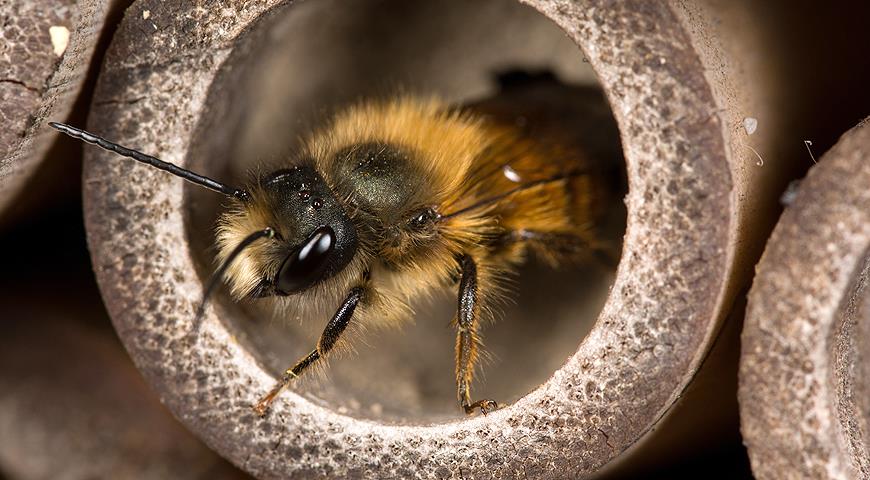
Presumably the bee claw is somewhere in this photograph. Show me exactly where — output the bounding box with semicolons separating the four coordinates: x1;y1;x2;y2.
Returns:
480;400;499;415
252;402;270;417
253;379;289;417
464;399;499;416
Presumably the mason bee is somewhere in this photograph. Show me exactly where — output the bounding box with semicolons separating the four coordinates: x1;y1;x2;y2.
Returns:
51;76;616;417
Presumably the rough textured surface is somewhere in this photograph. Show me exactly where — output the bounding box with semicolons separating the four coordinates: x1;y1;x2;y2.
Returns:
0;0;107;216
81;0;794;478
740;119;870;479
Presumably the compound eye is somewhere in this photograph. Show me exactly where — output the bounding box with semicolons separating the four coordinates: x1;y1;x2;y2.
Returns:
275;226;335;295
409;207;438;229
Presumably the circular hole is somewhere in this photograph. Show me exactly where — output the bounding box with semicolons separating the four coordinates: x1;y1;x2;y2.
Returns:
187;0;625;424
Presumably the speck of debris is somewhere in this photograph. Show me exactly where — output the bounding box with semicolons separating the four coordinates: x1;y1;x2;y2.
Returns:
743;117;758;135
738;140;765;167
780;179;802;206
49;26;69;57
143;10;151;20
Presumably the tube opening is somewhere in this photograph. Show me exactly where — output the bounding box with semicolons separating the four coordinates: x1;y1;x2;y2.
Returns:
186;0;625;424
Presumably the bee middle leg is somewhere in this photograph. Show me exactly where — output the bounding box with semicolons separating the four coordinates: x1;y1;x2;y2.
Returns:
455;254;498;415
253;286;365;416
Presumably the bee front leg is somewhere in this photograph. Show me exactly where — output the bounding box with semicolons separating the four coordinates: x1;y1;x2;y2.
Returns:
455;254;499;415
253;285;366;417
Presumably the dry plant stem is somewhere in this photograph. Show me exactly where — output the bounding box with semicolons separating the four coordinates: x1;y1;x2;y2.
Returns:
740;119;870;479
84;0;797;478
0;0;108;215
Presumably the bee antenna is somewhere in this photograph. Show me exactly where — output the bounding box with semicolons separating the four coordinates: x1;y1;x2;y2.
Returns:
193;227;276;332
49;122;250;201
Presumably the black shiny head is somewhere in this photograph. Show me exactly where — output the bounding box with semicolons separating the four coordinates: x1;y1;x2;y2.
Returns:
263;165;358;296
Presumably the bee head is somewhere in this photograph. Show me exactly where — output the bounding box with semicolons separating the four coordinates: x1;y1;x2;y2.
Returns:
46;122;360;320
212;163;361;300
258;165;359;296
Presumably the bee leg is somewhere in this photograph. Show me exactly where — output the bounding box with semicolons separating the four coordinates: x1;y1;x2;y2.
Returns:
455;254;499;416
253;286;365;417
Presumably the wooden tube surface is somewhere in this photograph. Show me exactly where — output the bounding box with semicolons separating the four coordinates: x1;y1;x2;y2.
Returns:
740;119;870;479
0;0;108;215
0;308;250;479
83;0;809;477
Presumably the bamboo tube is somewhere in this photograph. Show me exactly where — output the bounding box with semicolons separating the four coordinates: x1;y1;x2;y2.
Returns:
0;308;251;479
0;0;108;215
82;0;821;477
740;119;870;479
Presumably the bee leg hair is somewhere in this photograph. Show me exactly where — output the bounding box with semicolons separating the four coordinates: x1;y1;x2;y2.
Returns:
455;254;498;416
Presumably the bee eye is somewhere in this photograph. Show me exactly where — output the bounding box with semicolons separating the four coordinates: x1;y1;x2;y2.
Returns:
409;208;438;229
275;226;336;295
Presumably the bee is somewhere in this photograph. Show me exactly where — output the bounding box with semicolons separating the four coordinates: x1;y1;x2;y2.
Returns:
51;79;616;417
